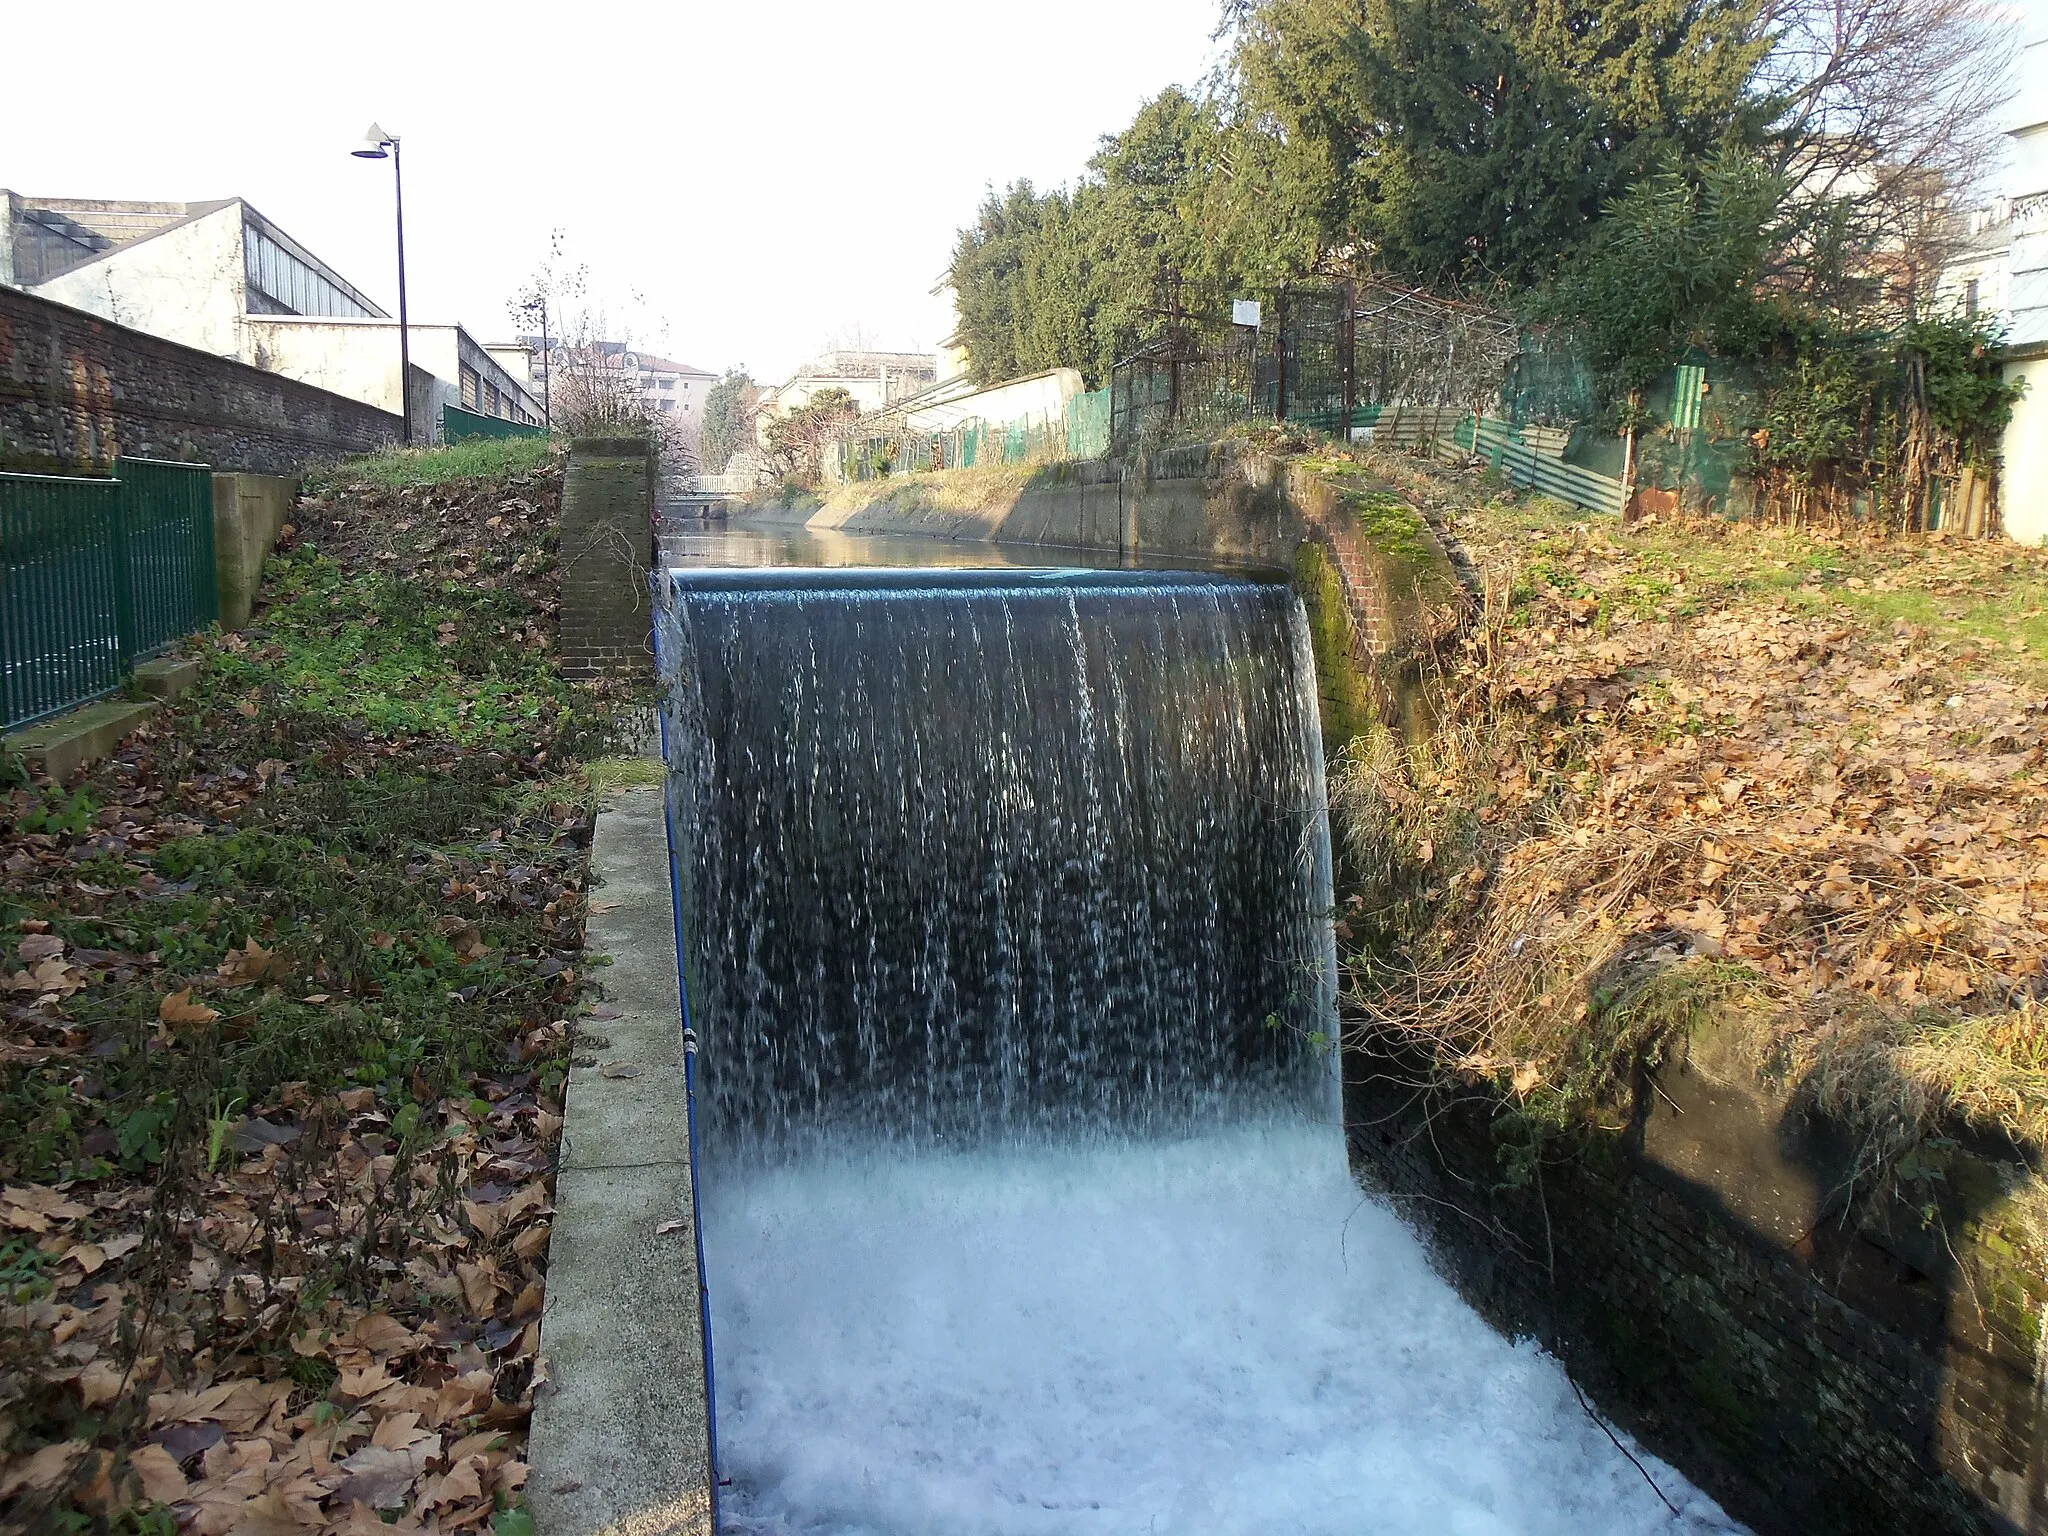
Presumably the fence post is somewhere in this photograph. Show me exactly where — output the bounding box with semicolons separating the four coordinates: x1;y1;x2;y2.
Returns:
109;471;137;686
1341;281;1357;441
1275;291;1289;422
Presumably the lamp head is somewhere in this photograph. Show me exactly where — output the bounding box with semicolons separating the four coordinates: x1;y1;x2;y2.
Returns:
352;123;394;159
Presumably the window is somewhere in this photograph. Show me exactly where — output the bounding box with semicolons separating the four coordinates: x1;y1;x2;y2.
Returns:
1965;278;1980;317
461;366;480;409
243;224;379;319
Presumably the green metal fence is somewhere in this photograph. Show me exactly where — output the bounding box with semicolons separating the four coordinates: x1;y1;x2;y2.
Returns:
2;457;218;732
444;404;546;442
118;457;218;656
1453;416;1628;516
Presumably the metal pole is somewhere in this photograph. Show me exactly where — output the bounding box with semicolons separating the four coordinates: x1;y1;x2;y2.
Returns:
540;304;552;432
1342;282;1357;441
1275;291;1289;422
392;137;413;445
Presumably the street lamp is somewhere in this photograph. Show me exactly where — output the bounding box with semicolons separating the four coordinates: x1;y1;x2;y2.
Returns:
352;123;413;445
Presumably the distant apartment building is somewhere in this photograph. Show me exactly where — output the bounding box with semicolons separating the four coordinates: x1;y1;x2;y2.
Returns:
755;349;940;446
1936;36;2048;544
517;338;715;442
0;191;541;440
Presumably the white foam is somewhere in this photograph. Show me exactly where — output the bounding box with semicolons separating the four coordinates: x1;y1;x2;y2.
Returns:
702;1121;1746;1535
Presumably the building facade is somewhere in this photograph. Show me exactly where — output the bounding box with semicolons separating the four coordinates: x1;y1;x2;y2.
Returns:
517;339;714;444
0;192;541;441
754;349;940;446
1936;37;2048;544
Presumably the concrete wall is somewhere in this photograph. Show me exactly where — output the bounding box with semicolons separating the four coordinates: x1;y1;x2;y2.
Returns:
559;437;655;683
29;203;247;361
245;318;539;442
0;285;402;474
2004;354;2047;545
212;472;298;629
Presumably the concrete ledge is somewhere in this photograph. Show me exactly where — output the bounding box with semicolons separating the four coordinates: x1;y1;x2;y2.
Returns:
6;699;157;781
134;657;200;701
530;785;714;1536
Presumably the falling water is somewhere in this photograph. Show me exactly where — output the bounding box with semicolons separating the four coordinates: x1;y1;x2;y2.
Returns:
655;562;1741;1535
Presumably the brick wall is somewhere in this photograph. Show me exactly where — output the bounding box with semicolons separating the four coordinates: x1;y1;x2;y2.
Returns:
0;286;401;475
558;438;655;684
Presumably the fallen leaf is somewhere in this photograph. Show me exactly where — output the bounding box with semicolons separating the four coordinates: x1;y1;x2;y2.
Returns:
129;1441;190;1501
159;987;222;1028
599;1062;642;1080
334;1437;440;1509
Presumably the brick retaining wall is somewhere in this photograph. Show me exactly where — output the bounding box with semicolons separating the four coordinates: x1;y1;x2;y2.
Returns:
0;286;401;475
558;438;655;684
1348;1031;2048;1535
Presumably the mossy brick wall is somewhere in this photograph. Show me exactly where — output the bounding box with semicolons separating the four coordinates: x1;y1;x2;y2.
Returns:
559;439;655;684
0;286;401;475
1346;1033;2048;1536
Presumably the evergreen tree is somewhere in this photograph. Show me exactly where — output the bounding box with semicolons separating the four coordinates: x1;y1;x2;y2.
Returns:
699;370;757;474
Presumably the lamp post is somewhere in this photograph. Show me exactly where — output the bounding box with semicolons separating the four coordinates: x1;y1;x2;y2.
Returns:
352;123;412;445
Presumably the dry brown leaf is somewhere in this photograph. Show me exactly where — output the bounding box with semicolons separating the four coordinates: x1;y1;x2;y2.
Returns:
456;1260;504;1314
0;1437;88;1497
421;1453;485;1508
348;1313;421;1358
129;1441;191;1501
159;987;222;1028
333;1436;439;1509
217;938;278;985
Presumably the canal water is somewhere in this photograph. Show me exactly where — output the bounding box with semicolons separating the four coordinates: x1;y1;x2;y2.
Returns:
655;531;1742;1535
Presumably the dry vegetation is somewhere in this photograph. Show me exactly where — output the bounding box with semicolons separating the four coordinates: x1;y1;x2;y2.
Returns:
1336;448;2047;1170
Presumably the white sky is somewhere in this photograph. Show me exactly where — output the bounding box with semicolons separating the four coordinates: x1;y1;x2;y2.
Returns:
3;0;1227;385
7;0;2043;386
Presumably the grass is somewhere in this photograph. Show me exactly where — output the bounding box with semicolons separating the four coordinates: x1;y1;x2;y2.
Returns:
1468;495;2048;682
314;434;557;492
204;554;574;750
1329;451;2048;1175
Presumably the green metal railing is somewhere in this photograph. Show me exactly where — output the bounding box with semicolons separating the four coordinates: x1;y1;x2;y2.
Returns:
444;403;546;442
2;457;217;732
1454;416;1628;516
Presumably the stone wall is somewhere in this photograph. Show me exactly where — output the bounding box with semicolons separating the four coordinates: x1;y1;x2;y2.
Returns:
1349;1023;2048;1536
0;285;401;475
558;437;655;684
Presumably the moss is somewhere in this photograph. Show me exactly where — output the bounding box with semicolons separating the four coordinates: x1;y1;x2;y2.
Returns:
1292;541;1378;754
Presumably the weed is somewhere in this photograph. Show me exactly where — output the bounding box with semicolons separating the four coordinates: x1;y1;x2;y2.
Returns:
312;435;556;492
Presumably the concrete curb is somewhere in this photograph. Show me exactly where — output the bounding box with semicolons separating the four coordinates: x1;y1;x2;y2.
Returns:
529;786;714;1536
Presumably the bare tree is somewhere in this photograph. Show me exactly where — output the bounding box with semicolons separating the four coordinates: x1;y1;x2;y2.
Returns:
507;238;698;479
1756;0;2016;319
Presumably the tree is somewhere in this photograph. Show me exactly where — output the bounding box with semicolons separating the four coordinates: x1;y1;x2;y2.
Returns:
1753;0;2014;321
762;388;858;485
1228;0;1771;289
700;370;758;474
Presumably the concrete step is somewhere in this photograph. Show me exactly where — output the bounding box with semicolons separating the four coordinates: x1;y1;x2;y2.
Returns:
134;656;201;701
6;698;158;781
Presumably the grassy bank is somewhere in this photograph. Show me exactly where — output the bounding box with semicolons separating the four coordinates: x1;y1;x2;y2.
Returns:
0;443;632;1529
1333;448;2048;1172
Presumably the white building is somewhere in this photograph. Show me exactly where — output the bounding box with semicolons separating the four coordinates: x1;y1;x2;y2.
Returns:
0;192;541;441
1937;37;2048;544
518;340;715;443
755;350;940;447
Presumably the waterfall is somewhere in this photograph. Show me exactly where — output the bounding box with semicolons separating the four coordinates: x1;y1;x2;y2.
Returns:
656;567;1339;1163
652;558;1735;1535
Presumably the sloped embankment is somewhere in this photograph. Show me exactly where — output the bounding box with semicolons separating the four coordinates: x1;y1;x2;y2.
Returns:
0;442;634;1529
1333;445;2048;1535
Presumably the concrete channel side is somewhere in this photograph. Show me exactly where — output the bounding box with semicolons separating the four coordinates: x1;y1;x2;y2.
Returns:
528;786;715;1536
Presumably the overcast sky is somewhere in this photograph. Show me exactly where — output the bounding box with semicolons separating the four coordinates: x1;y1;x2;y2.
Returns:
4;0;1226;384
7;0;2043;387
